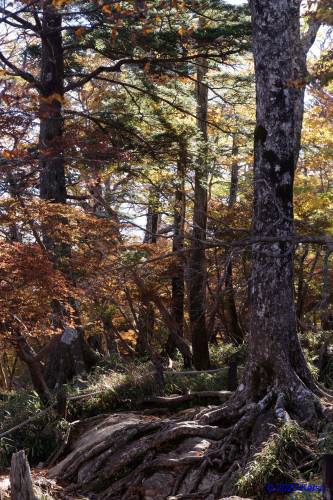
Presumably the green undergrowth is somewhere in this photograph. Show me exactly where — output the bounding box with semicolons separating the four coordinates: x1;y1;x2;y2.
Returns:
236;422;308;498
0;343;240;471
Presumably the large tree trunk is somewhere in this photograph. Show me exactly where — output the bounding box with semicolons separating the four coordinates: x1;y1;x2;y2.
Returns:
39;4;99;389
188;24;210;370
200;0;328;433
234;0;320;417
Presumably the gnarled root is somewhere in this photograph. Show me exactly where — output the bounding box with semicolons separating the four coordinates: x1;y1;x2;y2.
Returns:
55;377;333;499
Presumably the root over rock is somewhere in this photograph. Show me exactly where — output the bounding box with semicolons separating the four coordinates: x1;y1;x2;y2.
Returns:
48;379;333;500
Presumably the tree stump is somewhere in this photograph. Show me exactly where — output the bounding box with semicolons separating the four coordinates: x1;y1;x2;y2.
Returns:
10;450;36;500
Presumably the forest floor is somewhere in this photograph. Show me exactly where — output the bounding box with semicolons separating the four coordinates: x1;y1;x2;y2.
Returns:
0;340;331;499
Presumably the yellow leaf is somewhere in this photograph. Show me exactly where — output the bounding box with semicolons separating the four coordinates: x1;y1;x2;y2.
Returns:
75;27;86;37
173;0;178;9
178;27;185;36
181;1;186;9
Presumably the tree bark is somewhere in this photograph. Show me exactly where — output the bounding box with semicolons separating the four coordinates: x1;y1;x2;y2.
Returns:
225;136;244;344
242;0;318;411
143;188;160;244
136;190;160;355
165;144;187;363
16;335;53;401
10;450;36;500
38;5;100;387
188;22;210;370
228;135;239;208
39;3;66;205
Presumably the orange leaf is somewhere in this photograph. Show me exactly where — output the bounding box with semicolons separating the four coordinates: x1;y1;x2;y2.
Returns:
178;27;185;36
53;93;63;103
173;0;179;9
145;62;151;72
102;4;111;13
181;1;186;9
75;27;86;37
112;27;116;40
115;2;120;11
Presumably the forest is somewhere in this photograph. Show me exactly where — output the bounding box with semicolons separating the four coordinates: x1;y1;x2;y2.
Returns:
0;0;333;498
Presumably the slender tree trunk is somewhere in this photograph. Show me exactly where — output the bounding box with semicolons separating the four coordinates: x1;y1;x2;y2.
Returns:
0;359;8;391
296;245;309;321
136;188;160;355
225;136;244;344
165;144;187;365
289;0;320;170
143;188;160;244
188;27;210;370
224;260;244;345
16;335;52;401
228;135;239;208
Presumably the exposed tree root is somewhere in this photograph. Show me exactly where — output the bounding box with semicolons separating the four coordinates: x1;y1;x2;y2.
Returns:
51;375;333;499
100;456;205;499
139;390;230;409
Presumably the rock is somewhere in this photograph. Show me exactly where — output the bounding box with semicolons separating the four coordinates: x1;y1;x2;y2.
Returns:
144;472;174;500
0;476;10;496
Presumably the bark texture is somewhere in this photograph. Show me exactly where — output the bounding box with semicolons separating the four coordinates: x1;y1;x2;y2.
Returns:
135;188;160;355
165;145;187;362
188;24;210;370
39;4;66;204
225;136;244;345
39;5;100;387
10;450;36;500
196;0;329;443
